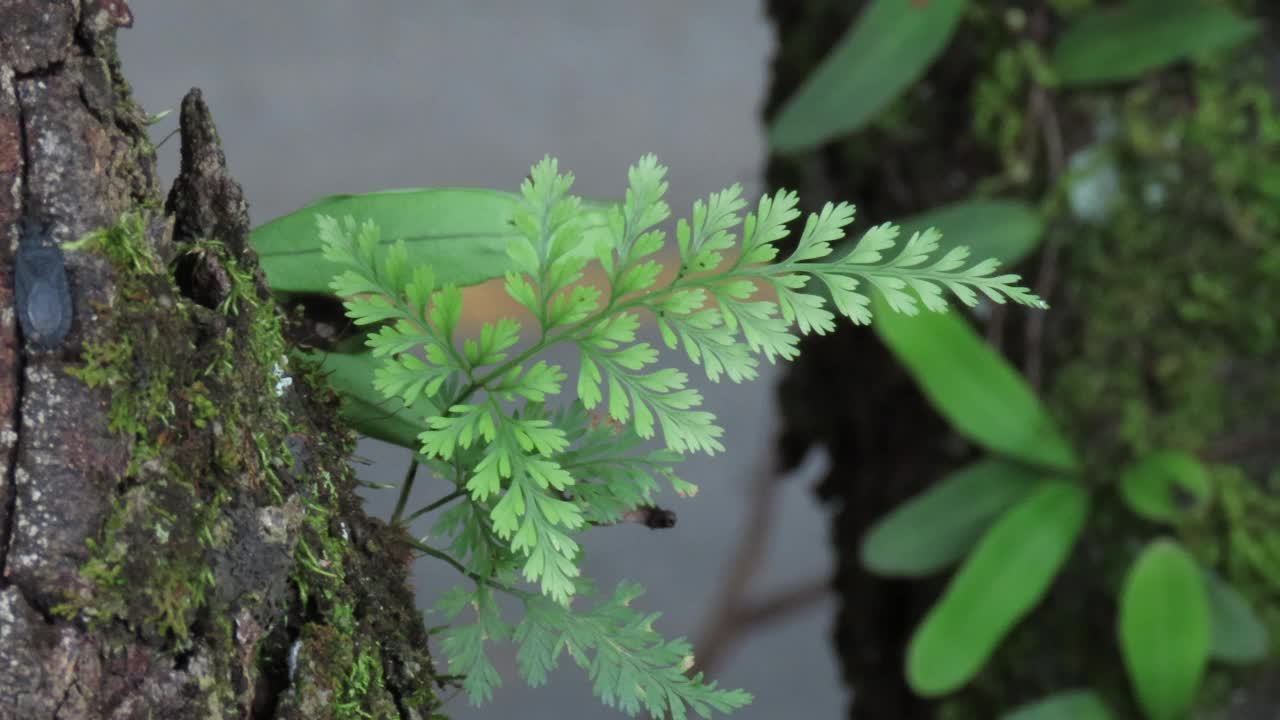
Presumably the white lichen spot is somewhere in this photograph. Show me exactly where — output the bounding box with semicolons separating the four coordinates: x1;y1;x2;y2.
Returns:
36;132;68;187
5;175;18;220
271;358;293;397
258;505;289;545
288;639;302;683
0;591;16;644
91;8;112;32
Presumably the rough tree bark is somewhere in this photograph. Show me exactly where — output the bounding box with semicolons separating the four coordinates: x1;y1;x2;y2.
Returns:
0;3;441;718
766;2;1280;718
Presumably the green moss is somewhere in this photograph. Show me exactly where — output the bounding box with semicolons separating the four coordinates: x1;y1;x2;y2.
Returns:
294;497;348;609
58;162;439;717
283;481;411;719
188;381;219;428
52;31;439;713
56;214;319;701
53;480;225;650
54;217;232;643
1049;52;1280;494
285;623;402;720
64;212;161;276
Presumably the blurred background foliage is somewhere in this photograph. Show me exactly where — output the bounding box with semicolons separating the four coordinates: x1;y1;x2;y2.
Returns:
766;0;1280;718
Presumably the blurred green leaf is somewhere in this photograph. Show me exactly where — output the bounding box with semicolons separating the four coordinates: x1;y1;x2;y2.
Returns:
1118;539;1210;720
1119;451;1211;523
1001;690;1114;720
252;188;611;295
873;299;1077;471
907;481;1089;695
895;200;1044;267
768;0;967;153
1203;569;1269;665
302;350;435;449
1051;0;1258;87
861;458;1041;577
253;188;517;295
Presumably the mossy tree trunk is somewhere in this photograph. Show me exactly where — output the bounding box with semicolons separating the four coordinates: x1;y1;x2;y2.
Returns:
766;2;1280;718
0;3;441;718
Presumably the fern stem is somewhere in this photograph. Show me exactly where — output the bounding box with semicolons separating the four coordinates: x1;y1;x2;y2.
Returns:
389;460;419;527
448;255;725;411
406;537;521;596
454;281;692;404
403;488;467;524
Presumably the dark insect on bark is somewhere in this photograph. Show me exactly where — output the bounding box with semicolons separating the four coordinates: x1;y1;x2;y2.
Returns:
642;507;678;529
15;219;73;350
625;505;677;529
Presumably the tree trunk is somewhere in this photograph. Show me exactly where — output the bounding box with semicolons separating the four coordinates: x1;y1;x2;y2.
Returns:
0;3;441;718
766;1;1280;718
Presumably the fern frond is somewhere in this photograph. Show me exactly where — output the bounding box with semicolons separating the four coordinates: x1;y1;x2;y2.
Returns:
322;153;1048;718
516;582;753;719
437;585;510;704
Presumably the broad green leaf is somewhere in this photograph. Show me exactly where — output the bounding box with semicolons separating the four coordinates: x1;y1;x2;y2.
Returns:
254;189;517;294
253;188;611;295
1001;690;1114;720
1051;0;1258;87
301;350;436;449
861;458;1041;577
907;481;1089;695
873;298;1077;471
1203;569;1269;665
1119;451;1212;523
894;200;1043;267
1118;540;1210;720
768;0;967;153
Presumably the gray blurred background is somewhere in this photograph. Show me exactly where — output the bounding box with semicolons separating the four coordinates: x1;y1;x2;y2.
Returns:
120;2;843;717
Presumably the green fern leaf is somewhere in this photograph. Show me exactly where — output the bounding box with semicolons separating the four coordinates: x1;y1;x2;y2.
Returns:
317;152;1050;718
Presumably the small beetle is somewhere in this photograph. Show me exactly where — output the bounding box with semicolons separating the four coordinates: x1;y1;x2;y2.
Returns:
15;218;73;350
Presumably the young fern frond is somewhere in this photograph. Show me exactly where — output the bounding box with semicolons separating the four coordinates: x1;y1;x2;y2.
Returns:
436;584;510;704
517;582;753;720
319;154;1046;717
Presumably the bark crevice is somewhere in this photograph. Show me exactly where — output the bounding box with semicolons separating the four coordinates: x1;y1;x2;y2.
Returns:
0;66;30;585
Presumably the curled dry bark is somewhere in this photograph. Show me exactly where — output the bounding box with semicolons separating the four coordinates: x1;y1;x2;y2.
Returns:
0;2;442;717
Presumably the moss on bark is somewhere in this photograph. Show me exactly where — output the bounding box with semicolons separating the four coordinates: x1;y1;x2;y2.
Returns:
0;5;444;717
